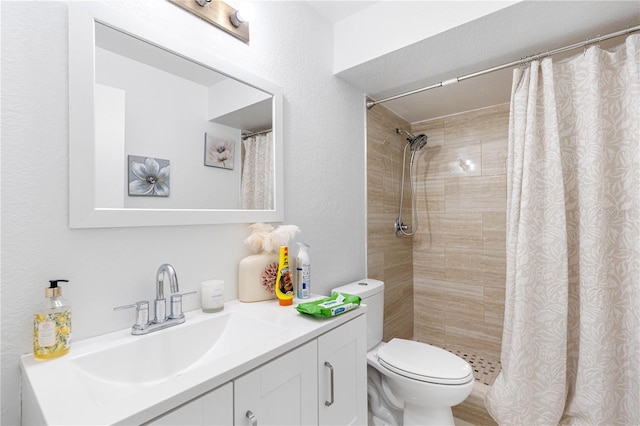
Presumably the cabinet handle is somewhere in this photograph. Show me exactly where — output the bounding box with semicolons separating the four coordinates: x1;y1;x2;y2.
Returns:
246;410;257;426
324;361;334;407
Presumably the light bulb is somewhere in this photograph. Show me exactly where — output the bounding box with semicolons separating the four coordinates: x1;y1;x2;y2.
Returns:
229;10;245;27
233;1;255;22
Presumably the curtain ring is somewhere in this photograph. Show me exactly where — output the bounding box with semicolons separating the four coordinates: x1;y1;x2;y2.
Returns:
518;56;529;69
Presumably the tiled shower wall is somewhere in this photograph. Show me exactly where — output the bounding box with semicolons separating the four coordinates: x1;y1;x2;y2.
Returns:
367;103;509;361
411;103;509;360
366;101;414;341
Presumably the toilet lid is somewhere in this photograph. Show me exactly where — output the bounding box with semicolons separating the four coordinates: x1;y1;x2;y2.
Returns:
377;339;473;385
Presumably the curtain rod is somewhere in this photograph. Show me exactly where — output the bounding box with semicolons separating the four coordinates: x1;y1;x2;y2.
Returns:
242;128;272;140
366;25;640;109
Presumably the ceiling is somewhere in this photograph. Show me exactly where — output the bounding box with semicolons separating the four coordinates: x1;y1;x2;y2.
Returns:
306;1;377;23
308;1;640;124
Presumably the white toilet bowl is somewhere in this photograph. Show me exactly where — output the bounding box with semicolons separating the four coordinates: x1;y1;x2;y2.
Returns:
367;340;474;425
331;279;474;426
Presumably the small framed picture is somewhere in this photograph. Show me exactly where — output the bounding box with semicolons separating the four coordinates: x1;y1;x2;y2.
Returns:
204;133;234;170
128;155;170;197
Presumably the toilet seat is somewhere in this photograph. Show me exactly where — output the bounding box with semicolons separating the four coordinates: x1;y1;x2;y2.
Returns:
377;339;473;385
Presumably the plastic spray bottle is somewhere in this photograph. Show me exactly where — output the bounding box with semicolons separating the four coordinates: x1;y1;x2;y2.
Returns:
296;242;311;299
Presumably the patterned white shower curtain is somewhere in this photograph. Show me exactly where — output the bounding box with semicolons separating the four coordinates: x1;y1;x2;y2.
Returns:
485;34;640;425
241;132;274;210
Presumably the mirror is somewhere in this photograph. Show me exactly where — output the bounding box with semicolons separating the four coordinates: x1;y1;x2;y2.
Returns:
69;3;283;228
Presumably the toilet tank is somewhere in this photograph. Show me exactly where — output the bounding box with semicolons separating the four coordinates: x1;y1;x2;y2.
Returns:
332;279;384;351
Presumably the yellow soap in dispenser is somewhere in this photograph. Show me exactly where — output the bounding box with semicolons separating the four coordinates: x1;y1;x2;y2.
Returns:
34;279;72;360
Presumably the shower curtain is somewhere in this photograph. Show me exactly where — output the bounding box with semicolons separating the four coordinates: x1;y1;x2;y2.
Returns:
485;34;639;425
241;132;274;210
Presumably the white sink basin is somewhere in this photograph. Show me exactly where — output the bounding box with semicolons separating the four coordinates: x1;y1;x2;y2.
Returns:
21;298;365;425
72;311;278;385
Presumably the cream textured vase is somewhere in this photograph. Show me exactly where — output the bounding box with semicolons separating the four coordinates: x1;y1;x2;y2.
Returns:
238;252;279;302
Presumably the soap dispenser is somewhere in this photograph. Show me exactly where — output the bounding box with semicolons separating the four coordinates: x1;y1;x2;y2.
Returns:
34;279;72;360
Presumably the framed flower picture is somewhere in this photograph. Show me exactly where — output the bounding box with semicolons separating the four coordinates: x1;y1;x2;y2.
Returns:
204;133;235;170
128;155;170;197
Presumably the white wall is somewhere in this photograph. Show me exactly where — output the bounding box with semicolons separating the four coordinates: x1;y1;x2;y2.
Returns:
95;83;126;208
96;47;242;209
0;1;367;424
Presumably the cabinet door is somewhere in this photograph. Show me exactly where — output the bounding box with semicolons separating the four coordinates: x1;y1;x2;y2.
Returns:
146;382;233;425
318;315;367;426
234;340;318;426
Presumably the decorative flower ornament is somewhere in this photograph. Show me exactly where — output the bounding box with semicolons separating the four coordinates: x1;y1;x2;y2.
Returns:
261;262;279;294
244;223;301;253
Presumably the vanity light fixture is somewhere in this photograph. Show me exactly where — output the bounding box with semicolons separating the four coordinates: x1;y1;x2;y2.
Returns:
169;0;250;44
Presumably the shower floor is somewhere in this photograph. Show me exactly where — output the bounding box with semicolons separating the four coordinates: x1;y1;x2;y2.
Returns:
443;347;501;386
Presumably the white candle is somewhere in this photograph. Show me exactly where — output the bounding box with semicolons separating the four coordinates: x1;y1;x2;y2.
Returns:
201;279;224;313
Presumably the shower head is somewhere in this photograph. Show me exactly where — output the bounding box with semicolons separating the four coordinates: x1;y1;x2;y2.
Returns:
396;128;428;151
409;134;428;151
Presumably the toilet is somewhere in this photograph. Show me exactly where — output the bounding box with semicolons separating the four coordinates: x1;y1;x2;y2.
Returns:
332;279;474;426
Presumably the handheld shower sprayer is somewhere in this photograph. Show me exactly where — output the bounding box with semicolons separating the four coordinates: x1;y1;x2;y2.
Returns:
395;128;428;237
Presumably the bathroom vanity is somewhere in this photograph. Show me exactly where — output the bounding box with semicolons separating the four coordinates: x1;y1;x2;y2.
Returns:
20;300;367;425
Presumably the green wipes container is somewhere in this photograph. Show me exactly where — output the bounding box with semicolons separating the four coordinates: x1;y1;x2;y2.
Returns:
296;292;361;318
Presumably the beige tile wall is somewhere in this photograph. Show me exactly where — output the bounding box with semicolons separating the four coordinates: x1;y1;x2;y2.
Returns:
365;103;508;426
411;104;509;360
366;101;414;341
366;103;509;360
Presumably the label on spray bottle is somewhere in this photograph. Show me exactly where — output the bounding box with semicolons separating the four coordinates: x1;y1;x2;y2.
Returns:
296;242;311;299
296;264;310;299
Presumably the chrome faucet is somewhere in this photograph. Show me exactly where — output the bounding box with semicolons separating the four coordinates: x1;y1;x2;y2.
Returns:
154;263;179;323
114;263;196;335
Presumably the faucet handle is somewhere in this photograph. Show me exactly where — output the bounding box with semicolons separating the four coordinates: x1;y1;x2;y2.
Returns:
169;291;197;320
114;301;149;329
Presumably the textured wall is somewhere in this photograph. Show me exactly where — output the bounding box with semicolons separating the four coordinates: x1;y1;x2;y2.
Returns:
1;2;367;423
366;103;414;341
411;104;509;360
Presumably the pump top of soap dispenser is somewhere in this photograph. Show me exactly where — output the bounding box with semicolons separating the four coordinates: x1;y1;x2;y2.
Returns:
45;279;68;298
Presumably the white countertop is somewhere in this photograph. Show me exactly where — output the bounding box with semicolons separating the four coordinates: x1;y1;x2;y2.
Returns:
20;297;366;425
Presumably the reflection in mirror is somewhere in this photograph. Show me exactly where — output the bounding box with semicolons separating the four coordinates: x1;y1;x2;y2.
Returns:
69;3;283;228
94;22;272;210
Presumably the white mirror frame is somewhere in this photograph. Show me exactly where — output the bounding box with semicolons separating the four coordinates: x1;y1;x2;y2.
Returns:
69;3;283;228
